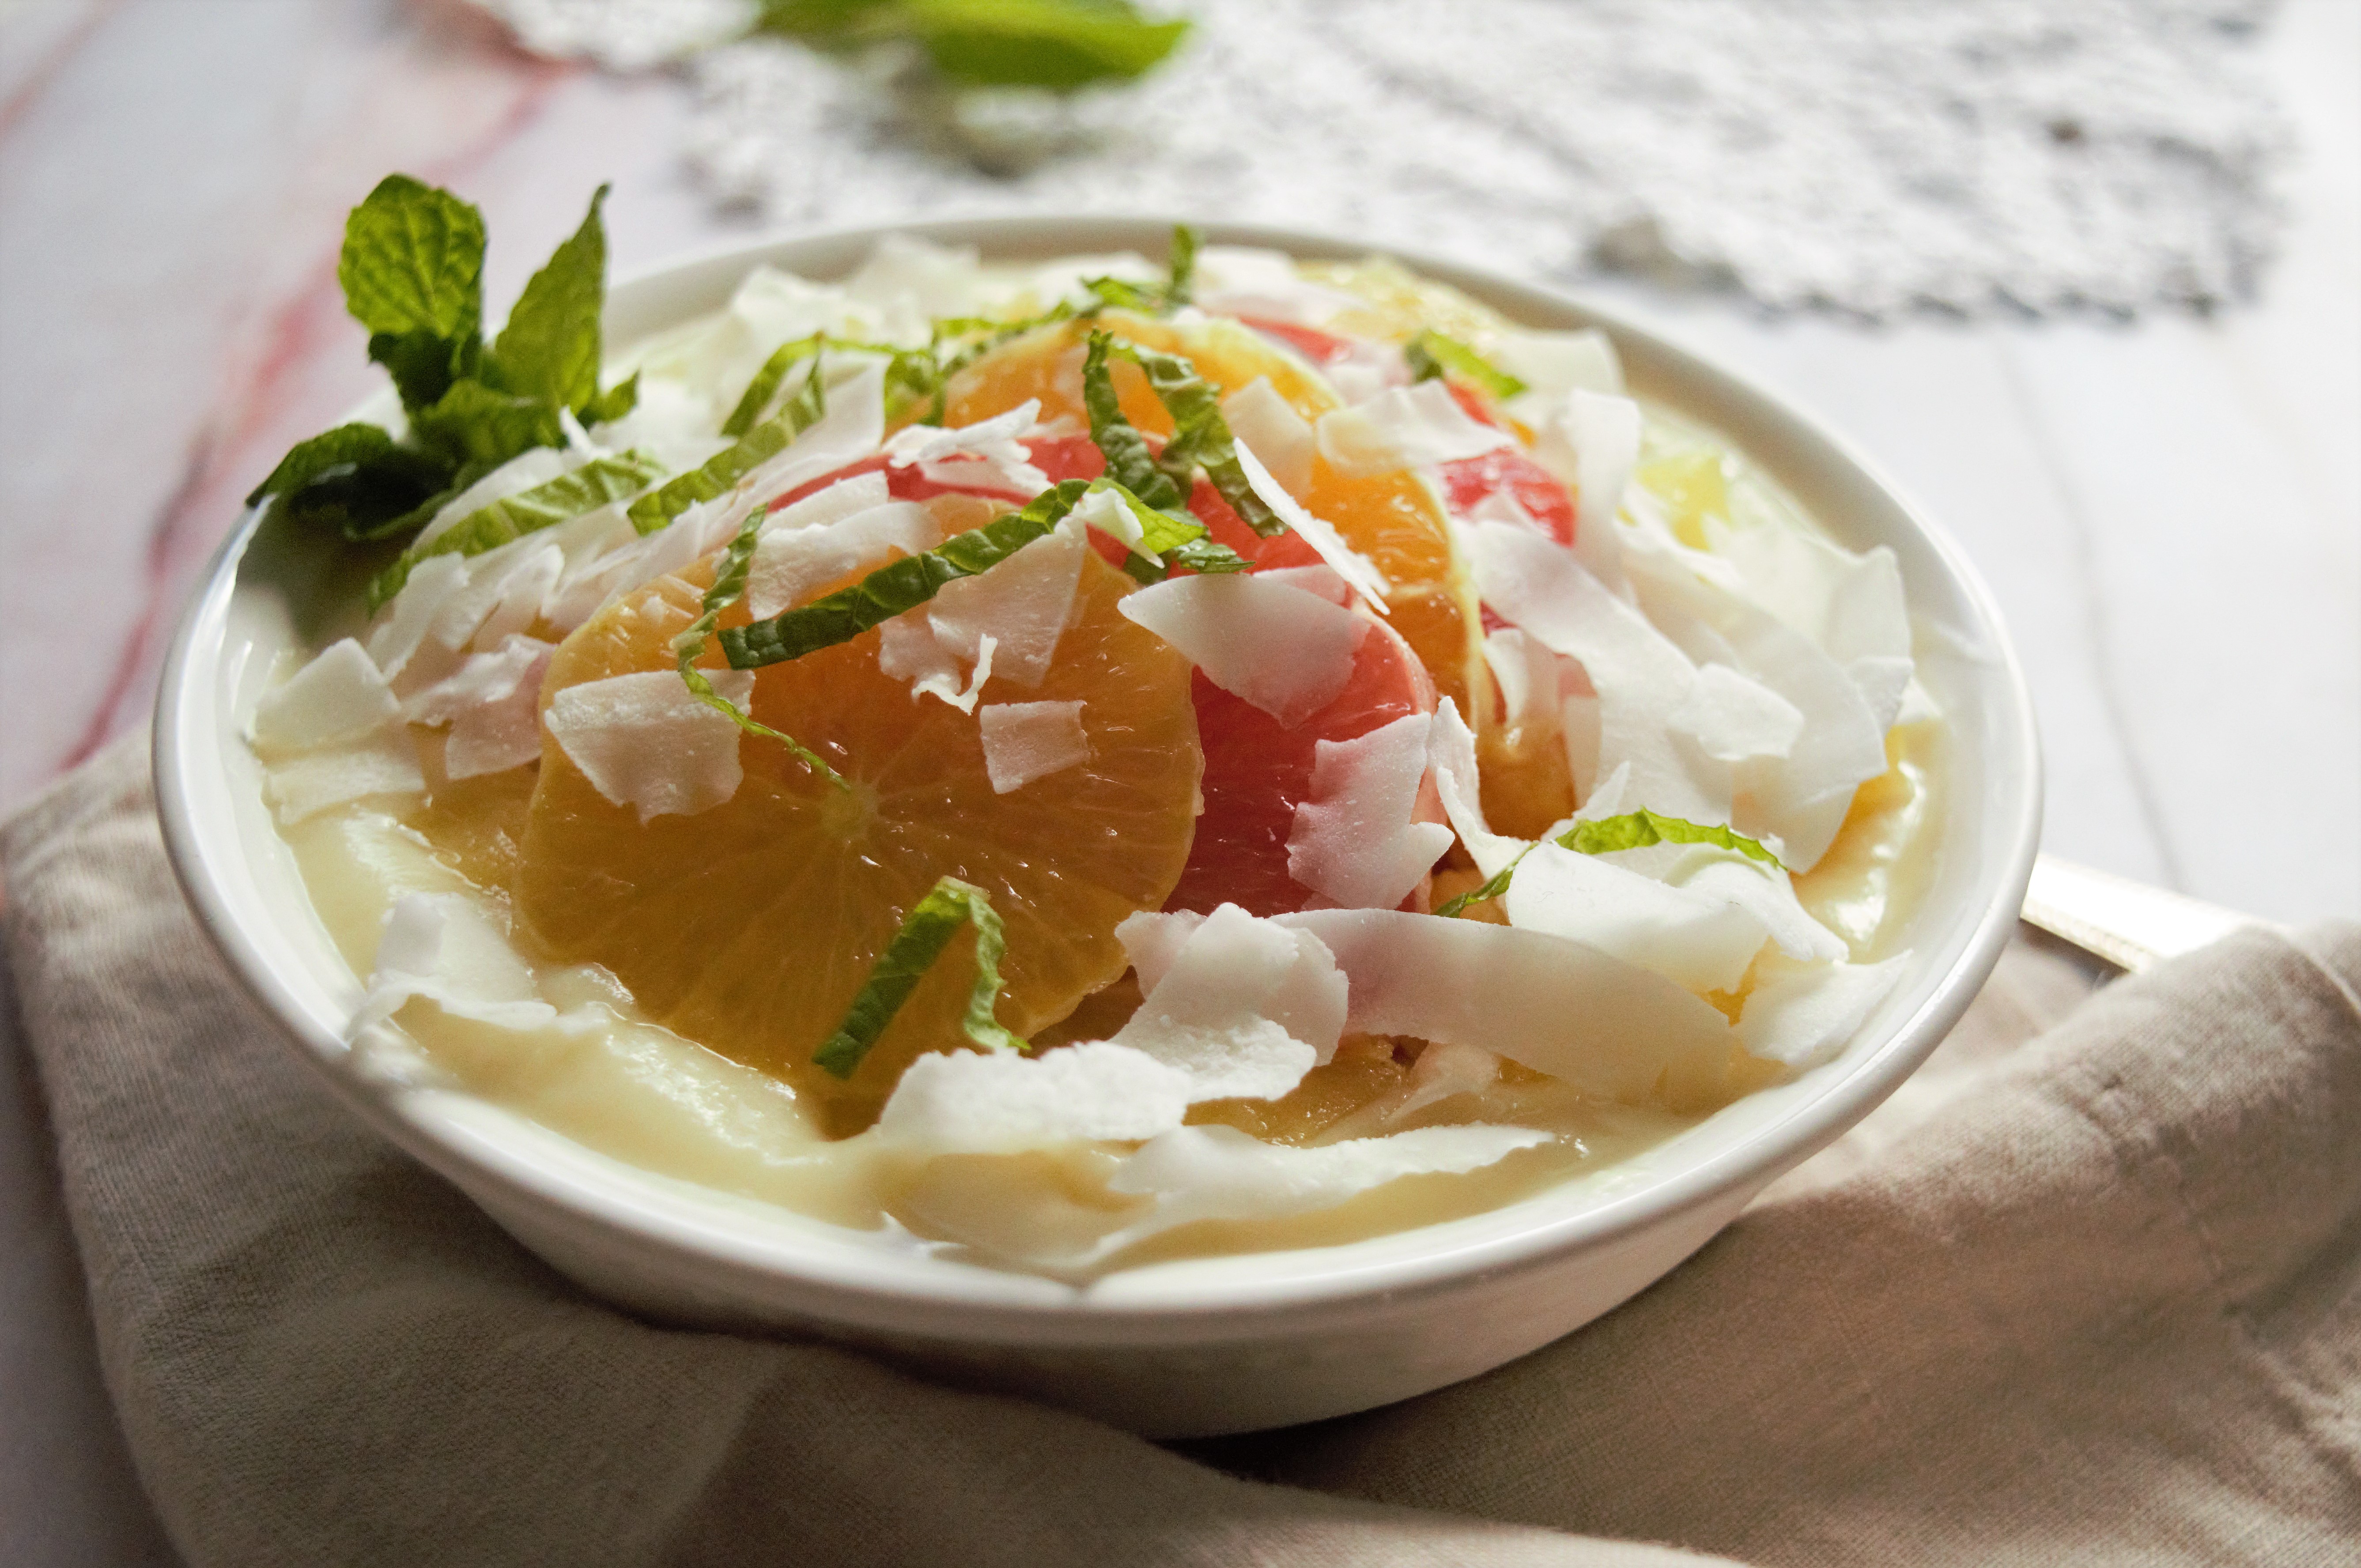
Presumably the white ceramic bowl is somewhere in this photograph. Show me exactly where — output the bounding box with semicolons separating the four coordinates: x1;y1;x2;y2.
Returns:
155;216;2040;1438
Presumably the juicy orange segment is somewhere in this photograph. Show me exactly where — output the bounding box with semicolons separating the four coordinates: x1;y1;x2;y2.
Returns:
940;312;1488;719
514;544;1203;1136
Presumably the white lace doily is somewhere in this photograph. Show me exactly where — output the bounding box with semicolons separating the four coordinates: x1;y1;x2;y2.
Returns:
481;0;2291;318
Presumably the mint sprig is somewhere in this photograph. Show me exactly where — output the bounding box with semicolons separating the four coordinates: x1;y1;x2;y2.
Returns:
757;0;1190;94
253;176;649;555
813;875;1024;1079
1405;329;1526;402
1435;810;1784;919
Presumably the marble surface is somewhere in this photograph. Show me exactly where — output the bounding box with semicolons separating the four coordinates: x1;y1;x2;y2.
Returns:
0;1;2353;1563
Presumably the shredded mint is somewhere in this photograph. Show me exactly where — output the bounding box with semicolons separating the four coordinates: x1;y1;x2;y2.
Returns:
628;353;832;534
1099;333;1288;538
1560;810;1784;868
723;335;823;438
1405;330;1527;402
1080;223;1201;317
722;479;1089;669
1436;811;1781;919
484;184;609;414
1082;331;1184;510
812;875;1024;1080
667;501;849;790
580;370;641;426
365;450;667;609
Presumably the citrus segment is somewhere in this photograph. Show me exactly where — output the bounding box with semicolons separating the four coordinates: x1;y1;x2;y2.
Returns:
940;313;1485;718
514;537;1203;1136
1167;610;1437;918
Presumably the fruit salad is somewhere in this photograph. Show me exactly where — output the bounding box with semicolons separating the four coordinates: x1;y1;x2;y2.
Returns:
244;178;1942;1275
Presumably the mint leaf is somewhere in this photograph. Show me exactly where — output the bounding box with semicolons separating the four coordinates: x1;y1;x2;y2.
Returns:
1559;810;1784;869
409;378;565;469
367;329;475;414
581;370;641;426
487;185;609;414
246;423;457;543
366;449;668;609
627;351;831;533
668;497;849;789
1405;329;1527;401
1165;222;1198;306
908;0;1191;91
1080;223;1201;317
338;174;485;345
813;875;1023;1080
722;479;1089;669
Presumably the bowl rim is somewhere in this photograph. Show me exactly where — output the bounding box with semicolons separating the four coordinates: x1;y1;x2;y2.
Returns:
154;212;2042;1341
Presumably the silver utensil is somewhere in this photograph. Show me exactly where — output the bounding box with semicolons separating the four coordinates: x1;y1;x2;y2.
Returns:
2019;854;2280;974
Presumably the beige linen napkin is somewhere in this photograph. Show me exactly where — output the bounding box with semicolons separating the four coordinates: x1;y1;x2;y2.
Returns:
7;737;2359;1567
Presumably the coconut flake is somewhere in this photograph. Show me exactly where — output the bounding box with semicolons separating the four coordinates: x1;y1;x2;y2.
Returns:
368;552;470;680
402;635;555;781
1315;381;1513;478
1528;389;1641;585
845;234;984;325
1235;439;1391;607
252;639;401;753
1388;1040;1503;1125
923;525;1085;690
879;614;997;714
1424;697;1526;879
352;892;559;1037
1193;246;1360;327
1500;842;1768;994
1669;661;1806;762
1256;564;1352;605
1738;953;1911;1069
744;501;938;620
1111;903;1347;1102
885;399;1050;498
978;700;1089;793
1493;328;1624;429
1482;627;1572;731
873;1041;1191;1155
1469;519;1731;826
1286;713;1453;911
1117;574;1364;727
544;669;754;822
1221;378;1316;496
1068;484;1155;563
763;469;890;535
734;359;891;508
1274;908;1738;1100
475;543;564;649
264;727;425;824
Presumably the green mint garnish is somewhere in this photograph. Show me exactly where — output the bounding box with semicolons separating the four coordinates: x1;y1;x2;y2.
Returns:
668;490;849;791
1083;328;1286;539
1405;329;1527;402
1079;331;1250;581
1080;222;1201;317
628;351;832;534
1435;810;1783;919
721;479;1090;669
758;1;1190;94
812;875;1024;1080
255;176;642;558
483;184;611;414
365;450;668;609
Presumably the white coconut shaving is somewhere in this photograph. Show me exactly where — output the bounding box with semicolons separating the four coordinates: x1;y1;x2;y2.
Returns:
262;728;426;825
923;525;1085;688
1116;574;1365;727
252;638;402;754
1112;904;1348;1101
1669;662;1807;763
762;469;891;534
744;500;938;620
873;1041;1194;1155
1738;953;1912;1069
884;400;1052;498
352;892;561;1037
1285;712;1453;911
400;635;555;780
544;668;756;821
977;700;1090;794
1315;382;1513;478
1233;438;1391;607
1220;378;1316;496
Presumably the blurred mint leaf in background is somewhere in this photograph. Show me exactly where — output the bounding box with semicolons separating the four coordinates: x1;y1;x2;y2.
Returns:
755;0;1189;91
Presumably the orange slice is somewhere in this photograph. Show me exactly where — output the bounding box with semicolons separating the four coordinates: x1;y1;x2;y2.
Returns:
513;528;1203;1136
939;313;1488;722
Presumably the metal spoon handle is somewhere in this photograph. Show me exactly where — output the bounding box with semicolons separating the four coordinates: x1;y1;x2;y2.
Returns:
2020;854;2279;974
